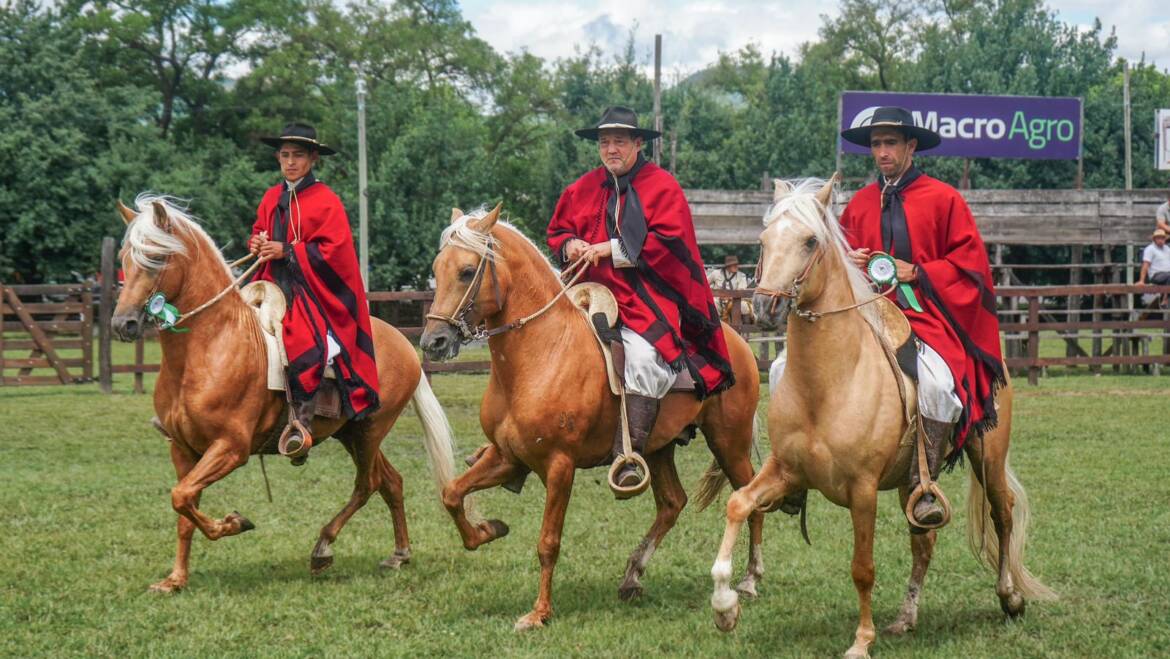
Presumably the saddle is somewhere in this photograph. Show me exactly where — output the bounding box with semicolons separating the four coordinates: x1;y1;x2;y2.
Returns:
567;283;697;396
240;281;341;420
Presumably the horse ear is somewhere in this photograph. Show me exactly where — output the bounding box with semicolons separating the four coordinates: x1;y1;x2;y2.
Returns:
815;172;839;209
472;202;503;232
116;199;136;225
151;201;171;232
450;207;464;224
772;178;793;202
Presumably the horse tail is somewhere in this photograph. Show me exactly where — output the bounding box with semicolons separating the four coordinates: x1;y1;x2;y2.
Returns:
410;374;480;522
693;459;727;512
966;454;1057;601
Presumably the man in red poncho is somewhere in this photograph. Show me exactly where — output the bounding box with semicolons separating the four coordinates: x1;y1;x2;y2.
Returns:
839;106;1005;528
249;122;380;462
547;106;734;497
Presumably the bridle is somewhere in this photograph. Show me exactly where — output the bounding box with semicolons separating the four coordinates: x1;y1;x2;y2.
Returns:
754;245;894;323
425;237;590;344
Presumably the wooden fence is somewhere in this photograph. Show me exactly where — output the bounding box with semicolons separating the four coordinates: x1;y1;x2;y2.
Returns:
0;282;94;386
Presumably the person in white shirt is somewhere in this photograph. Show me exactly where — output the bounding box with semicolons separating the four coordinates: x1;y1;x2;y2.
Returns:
1155;185;1170;234
1138;228;1170;307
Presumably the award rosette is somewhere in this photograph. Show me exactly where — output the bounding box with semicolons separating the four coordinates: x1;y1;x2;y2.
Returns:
866;252;923;312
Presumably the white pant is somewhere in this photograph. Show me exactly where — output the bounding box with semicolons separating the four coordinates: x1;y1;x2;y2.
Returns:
622;328;674;398
768;342;962;423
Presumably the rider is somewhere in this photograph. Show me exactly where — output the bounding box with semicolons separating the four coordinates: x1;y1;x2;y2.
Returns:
547;106;735;497
839;106;1005;529
249;122;380;461
708;255;755;323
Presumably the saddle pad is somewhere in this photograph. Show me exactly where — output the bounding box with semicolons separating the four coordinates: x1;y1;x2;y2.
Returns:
569;283;622;396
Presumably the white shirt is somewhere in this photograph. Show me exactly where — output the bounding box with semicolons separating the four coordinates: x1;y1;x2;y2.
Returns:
1156;201;1170;224
1142;242;1170;275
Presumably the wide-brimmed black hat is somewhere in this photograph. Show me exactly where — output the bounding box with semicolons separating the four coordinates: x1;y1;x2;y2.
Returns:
575;106;661;141
840;106;941;151
260;122;337;155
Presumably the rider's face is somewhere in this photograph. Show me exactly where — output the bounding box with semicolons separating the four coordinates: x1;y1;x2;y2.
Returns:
598;129;643;177
276;143;318;182
869;128;917;179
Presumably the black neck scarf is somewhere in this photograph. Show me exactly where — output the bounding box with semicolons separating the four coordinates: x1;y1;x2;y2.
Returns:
604;154;649;263
272;173;319;243
879;164;921;260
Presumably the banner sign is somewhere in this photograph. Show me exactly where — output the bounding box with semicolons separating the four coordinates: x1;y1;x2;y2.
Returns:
1157;109;1170;171
840;91;1082;160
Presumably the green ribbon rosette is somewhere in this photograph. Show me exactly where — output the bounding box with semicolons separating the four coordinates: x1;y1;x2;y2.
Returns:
866;252;923;313
145;292;190;332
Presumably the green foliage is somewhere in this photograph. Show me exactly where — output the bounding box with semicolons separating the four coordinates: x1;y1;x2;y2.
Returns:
2;0;1168;286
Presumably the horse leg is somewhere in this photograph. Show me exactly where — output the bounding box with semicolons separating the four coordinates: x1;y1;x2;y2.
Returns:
149;441;199;593
310;434;383;575
885;485;937;635
844;488;879;659
965;436;1027;619
711;456;791;632
618;444;685;602
707;430;767;599
442;443;519;550
515;454;575;631
170;439;254;540
372;452;412;569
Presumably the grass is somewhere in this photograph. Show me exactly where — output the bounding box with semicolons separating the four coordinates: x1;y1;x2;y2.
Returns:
1;364;1168;658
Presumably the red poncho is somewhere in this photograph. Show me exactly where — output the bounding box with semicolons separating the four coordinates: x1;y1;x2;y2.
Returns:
547;159;734;398
251;177;380;418
840;173;1005;454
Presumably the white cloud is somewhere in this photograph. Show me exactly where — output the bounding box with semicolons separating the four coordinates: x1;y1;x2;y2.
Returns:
460;0;1170;75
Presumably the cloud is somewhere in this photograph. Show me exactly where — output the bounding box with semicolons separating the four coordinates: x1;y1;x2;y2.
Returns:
460;0;1170;75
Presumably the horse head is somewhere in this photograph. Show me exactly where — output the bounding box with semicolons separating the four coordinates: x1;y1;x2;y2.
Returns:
753;175;840;327
421;202;506;361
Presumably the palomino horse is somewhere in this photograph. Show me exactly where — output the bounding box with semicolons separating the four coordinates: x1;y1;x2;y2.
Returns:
708;179;1055;658
111;196;462;592
420;204;764;631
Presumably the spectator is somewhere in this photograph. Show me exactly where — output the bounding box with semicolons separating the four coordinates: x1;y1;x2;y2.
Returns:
708;255;755;323
1138;228;1170;307
1157;183;1170;234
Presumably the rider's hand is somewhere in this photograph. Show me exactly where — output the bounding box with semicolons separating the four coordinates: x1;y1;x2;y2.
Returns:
564;239;589;262
895;259;917;283
847;248;871;270
585;241;613;266
248;234;266;255
258;241;286;261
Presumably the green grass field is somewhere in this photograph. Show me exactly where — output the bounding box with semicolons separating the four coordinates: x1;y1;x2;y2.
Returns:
1;367;1168;658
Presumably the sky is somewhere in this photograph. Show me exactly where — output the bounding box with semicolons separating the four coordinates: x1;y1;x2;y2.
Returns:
458;0;1170;78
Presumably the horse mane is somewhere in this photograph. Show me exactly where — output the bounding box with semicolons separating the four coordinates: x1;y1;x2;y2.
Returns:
439;207;557;275
765;178;883;331
123;194;232;281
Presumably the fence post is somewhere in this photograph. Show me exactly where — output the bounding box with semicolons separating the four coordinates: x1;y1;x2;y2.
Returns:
1027;296;1040;385
99;237;115;393
0;282;6;386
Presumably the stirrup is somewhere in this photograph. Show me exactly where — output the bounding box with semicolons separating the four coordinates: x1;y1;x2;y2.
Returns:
278;418;314;459
904;482;951;531
607;453;650;500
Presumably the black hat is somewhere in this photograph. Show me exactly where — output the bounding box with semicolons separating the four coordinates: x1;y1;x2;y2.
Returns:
260;122;337;155
840;106;941;151
575;106;661;141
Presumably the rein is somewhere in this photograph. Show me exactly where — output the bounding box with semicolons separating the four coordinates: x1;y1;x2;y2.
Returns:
425;237;590;343
755;247;895;323
139;238;268;331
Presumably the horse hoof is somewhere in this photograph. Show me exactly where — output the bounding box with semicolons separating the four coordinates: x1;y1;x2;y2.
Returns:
618;582;643;602
1001;592;1026;619
148;579;183;594
844;649;870;659
513;612;547;632
485;519;510;539
713;603;740;632
225;511;255;534
379;549;411;570
310;554;333;576
735;580;759;599
883;619;914;636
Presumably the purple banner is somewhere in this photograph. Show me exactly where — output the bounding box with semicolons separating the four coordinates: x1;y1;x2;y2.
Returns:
840;91;1082;160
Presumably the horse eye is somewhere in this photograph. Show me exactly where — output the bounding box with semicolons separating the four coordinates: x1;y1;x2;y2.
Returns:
459;267;475;282
804;236;818;250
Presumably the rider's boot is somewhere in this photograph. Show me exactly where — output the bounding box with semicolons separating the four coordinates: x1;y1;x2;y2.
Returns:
909;418;952;531
612;394;658;499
